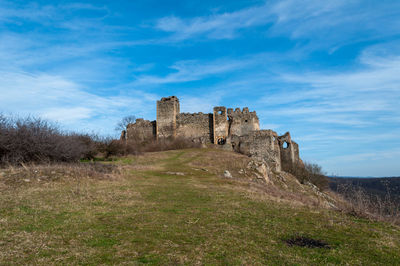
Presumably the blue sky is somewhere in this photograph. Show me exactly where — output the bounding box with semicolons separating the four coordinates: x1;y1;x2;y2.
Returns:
0;0;399;177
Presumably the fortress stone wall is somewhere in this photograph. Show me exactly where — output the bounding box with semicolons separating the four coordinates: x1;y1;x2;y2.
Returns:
231;130;281;171
122;96;302;172
125;119;156;143
176;112;213;143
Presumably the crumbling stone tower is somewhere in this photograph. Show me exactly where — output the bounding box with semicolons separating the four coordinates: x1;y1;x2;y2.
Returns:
213;107;228;144
156;96;180;139
278;132;301;168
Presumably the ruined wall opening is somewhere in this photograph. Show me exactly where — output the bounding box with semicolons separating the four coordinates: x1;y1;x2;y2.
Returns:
213;107;228;145
217;137;226;145
283;142;289;149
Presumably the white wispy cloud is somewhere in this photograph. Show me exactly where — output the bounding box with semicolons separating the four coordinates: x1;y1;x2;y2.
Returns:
132;56;261;85
155;3;273;40
0;70;157;134
154;0;400;51
261;41;400;125
0;1;161;135
0;1;109;26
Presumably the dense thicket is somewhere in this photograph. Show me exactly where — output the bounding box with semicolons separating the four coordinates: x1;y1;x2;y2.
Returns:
0;115;97;164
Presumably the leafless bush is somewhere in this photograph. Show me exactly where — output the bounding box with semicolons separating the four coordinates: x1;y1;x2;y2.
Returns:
0;115;97;165
282;161;329;190
0;113;204;165
95;138;141;158
336;183;400;224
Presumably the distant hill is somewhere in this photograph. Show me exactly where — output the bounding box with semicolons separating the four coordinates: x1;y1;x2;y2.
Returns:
329;176;400;202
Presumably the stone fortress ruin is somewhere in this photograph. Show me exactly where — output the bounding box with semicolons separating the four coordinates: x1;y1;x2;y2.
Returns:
121;96;302;173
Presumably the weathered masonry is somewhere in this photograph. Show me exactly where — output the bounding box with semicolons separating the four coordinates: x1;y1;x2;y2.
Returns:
122;96;302;172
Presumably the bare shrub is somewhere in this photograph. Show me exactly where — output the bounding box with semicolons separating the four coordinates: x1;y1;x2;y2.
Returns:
282;161;329;190
0;112;204;165
96;138;142;158
0;115;96;165
336;183;400;224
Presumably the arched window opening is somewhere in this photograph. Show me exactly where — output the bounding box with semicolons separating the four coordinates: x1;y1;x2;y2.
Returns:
283;142;289;149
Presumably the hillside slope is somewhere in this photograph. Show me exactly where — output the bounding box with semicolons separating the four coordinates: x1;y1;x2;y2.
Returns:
0;149;399;264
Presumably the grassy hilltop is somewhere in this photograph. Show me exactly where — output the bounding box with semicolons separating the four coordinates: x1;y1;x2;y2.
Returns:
1;148;400;264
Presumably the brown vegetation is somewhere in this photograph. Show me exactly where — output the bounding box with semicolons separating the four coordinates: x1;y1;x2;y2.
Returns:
282;160;329;190
0;114;202;165
0;162;120;188
0;115;96;164
334;183;400;225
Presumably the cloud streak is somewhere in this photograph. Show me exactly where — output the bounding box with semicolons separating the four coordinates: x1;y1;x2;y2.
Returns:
0;70;158;134
132;54;268;85
155;3;274;40
154;0;400;52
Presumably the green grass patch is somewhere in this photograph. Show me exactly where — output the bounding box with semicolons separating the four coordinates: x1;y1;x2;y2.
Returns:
0;149;399;264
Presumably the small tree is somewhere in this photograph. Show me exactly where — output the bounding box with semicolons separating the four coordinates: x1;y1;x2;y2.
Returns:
115;115;136;132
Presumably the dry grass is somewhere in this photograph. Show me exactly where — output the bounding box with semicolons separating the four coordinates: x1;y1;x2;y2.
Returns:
0;162;121;188
185;148;337;209
332;184;400;225
0;149;399;264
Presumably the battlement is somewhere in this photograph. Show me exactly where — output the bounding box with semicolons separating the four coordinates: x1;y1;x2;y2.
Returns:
160;96;179;103
177;112;212;125
227;107;257;115
178;112;208;116
227;107;260;137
